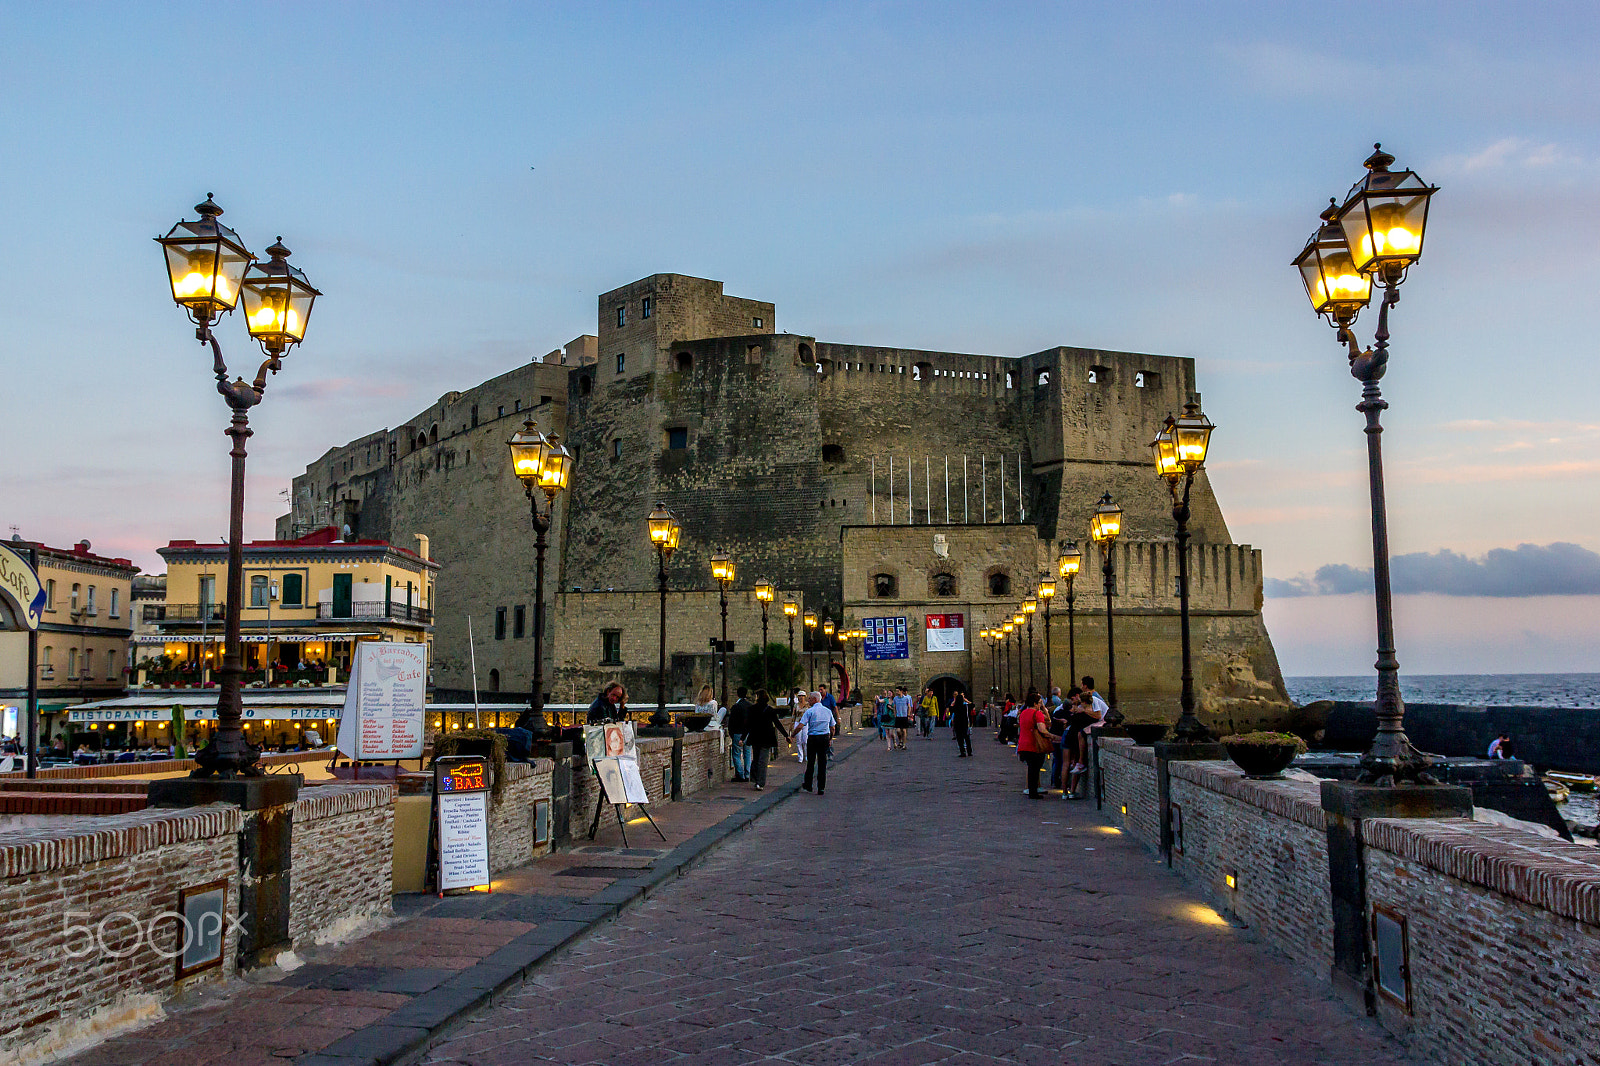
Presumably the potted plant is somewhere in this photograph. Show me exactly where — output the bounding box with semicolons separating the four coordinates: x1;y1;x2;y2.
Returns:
1220;732;1307;779
1125;723;1168;746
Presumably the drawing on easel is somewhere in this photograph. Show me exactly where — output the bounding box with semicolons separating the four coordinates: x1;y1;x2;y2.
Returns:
593;756;649;803
584;722;636;760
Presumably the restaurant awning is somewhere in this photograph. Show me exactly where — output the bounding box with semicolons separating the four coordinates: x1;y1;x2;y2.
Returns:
133;634;379;644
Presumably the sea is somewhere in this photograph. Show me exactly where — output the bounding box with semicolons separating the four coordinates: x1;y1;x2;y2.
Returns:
1285;673;1600;710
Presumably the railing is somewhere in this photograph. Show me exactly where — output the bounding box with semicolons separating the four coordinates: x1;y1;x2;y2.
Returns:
141;605;167;622
161;603;227;623
317;601;433;624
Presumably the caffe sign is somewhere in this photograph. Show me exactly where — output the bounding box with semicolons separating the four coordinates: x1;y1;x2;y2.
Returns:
0;543;45;631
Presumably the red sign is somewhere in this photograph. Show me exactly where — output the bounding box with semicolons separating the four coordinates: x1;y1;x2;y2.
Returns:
925;613;963;628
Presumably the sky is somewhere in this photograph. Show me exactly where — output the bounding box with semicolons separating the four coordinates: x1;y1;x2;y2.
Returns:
2;1;1597;677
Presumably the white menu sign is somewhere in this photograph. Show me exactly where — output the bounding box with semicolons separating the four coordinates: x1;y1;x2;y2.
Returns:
336;642;427;760
437;791;491;891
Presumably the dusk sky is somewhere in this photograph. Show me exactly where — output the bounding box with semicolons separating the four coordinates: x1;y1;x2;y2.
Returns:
3;2;1596;676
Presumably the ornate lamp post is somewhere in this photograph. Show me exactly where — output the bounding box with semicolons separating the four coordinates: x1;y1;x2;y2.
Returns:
710;551;735;708
647;503;682;727
782;599;798;690
1001;622;1015;697
754;579;774;693
803;610;818;691
1295;144;1439;785
821;619;836;692
509;419;574;732
1038;579;1056;698
1022;597;1038;694
157;197;318;778
1151;403;1216;742
1089;493;1124;725
1058;543;1081;688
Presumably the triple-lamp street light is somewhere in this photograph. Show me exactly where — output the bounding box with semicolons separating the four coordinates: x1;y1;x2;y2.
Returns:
1058;542;1081;689
754;579;775;694
1089;492;1124;726
647;503;683;727
158;195;319;778
710;551;735;709
1151;402;1216;743
1294;143;1438;786
509;420;574;732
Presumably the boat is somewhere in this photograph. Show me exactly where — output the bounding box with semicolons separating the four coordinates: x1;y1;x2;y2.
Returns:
1543;778;1571;803
1545;771;1597;793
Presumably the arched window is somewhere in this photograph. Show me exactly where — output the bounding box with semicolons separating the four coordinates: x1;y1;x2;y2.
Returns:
1035;368;1050;386
988;571;1011;596
821;444;844;463
873;573;898;598
489;668;500;692
579;376;593;396
913;361;932;381
798;343;813;365
931;572;957;597
429;424;439;445
1004;371;1014;389
675;351;693;372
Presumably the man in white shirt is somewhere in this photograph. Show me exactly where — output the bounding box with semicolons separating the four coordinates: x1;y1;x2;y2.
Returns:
794;698;837;794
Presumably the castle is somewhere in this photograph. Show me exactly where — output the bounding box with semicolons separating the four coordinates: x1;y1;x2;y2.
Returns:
277;274;1289;727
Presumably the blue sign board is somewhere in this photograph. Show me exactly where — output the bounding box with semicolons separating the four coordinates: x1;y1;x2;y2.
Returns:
863;615;909;660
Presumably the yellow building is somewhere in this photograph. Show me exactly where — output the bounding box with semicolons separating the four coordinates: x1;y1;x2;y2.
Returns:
144;527;437;690
0;538;138;742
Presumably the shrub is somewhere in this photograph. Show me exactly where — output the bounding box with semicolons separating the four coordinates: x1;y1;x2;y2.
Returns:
1220;731;1308;753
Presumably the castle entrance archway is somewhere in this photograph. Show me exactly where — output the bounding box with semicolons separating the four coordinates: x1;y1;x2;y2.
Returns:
926;674;966;720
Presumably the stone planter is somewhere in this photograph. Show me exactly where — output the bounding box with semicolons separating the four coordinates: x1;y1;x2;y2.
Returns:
1224;742;1300;779
1125;724;1168;746
678;713;713;732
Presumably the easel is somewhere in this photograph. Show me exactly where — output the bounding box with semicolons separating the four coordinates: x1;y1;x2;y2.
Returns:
586;761;665;846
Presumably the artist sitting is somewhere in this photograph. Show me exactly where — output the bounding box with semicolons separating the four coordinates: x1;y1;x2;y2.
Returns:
586;682;627;724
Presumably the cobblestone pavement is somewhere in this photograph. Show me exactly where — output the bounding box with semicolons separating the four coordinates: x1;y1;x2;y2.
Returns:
421;727;1418;1066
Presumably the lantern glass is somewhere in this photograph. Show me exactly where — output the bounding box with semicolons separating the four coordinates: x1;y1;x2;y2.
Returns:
538;440;572;494
1003;623;1014;635
1023;598;1037;614
1173;404;1214;470
648;501;675;546
1294;213;1372;317
1337;147;1435;274
711;551;735;584
1038;578;1055;599
241;242;318;349
1012;613;1024;626
158;198;253;316
755;579;774;602
1090;493;1123;543
1059;542;1082;577
782;600;798;617
1151;420;1182;479
510;421;550;486
804;610;817;628
823;620;835;636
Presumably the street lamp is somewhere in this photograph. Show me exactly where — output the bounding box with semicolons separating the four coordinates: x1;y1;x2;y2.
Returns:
710;550;735;708
1001;621;1015;698
783;599;798;690
1038;578;1056;699
1151;403;1215;743
1089;492;1124;725
754;579;774;693
803;610;818;691
1296;144;1439;786
821;619;835;692
157;196;319;778
1059;542;1081;691
647;503;682;727
510;419;573;734
1022;597;1037;695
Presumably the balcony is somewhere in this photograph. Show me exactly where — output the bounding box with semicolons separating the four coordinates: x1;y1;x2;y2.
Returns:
161;603;227;623
317;601;433;624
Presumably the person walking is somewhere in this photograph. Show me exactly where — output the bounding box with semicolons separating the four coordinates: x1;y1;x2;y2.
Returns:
726;686;754;782
745;689;793;791
877;690;895;751
892;686;913;750
918;687;938;738
949;690;974;757
1016;689;1058;799
793;693;837;794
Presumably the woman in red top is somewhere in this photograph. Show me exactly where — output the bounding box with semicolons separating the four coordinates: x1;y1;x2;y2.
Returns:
1015;689;1058;798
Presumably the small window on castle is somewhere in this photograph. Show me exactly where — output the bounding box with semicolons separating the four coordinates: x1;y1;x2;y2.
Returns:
821;444;844;463
1136;370;1160;389
495;607;507;640
514;605;526;639
470;404;478;427
913;362;931;381
1036;369;1050;386
753;316;764;328
676;351;693;372
989;571;1011;596
600;630;623;665
610;438;622;461
489;668;500;692
746;345;762;365
642;297;653;319
616;306;626;327
615;352;625;375
1005;371;1014;389
873;573;898;598
931;573;957;597
579;376;593;396
497;405;504;418
1089;365;1111;384
515;399;521;412
667;427;689;450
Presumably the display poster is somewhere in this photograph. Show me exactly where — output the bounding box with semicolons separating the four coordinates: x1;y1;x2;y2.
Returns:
593;755;650;804
863;615;909;660
583;721;637;760
336;642;427;760
925;613;966;652
435;757;491;892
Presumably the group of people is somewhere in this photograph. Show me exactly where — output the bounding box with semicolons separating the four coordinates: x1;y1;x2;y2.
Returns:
1009;677;1110;799
715;684;840;795
871;686;976;755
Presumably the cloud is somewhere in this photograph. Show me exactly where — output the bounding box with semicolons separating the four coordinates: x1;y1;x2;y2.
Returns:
1433;137;1578;174
1266;542;1600;598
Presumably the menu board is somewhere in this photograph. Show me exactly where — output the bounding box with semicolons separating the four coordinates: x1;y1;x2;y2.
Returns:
336;642;427;760
435;756;491;892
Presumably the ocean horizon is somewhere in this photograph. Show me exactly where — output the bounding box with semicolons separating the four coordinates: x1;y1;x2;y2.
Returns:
1285;673;1600;709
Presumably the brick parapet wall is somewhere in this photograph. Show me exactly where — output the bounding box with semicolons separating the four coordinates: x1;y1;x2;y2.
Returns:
0;807;241;1060
290;782;394;946
0;749;328;782
489;760;554;874
1097;739;1160;846
680;730;729;797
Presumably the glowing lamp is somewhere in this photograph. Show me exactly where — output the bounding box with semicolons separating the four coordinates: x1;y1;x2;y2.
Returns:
647;502;681;554
1002;623;1014;635
822;619;835;638
1173;402;1214;471
755;579;774;603
1023;597;1037;615
1059;542;1082;578
803;610;817;629
782;599;798;617
157;194;253;322
510;419;550;486
537;437;573;495
1090;493;1123;544
711;550;735;584
1295;199;1373;320
1335;144;1436;276
1038;578;1056;599
1151;418;1183;479
1012;613;1024;627
240;238;319;354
